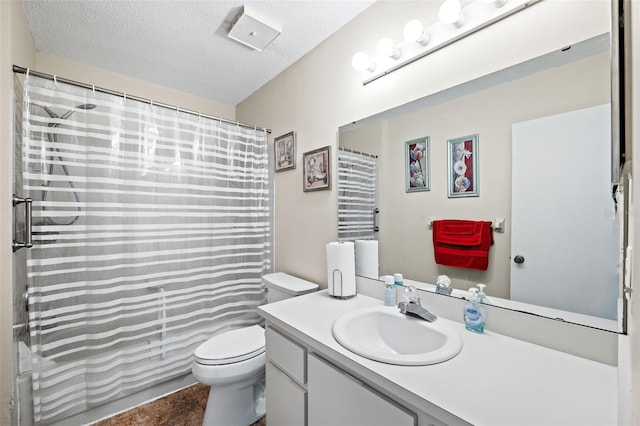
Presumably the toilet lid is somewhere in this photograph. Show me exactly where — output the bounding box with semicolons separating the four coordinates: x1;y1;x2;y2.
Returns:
194;325;265;366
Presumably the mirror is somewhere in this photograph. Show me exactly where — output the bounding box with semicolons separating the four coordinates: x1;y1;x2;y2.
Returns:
339;31;623;333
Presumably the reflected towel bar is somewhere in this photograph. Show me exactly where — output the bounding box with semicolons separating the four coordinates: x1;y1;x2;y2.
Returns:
428;216;505;233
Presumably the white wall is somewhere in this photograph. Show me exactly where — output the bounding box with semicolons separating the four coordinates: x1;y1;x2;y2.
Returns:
237;0;609;288
340;119;384;157
34;54;235;120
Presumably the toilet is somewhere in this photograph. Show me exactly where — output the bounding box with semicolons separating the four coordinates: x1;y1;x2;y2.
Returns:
192;272;318;426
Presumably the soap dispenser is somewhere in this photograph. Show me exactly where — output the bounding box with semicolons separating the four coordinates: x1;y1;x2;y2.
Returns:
463;287;485;333
477;283;487;303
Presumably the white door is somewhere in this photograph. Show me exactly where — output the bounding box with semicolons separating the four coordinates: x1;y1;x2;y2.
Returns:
510;104;618;319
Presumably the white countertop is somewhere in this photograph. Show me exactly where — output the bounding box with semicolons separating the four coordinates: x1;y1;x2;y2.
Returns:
258;290;617;426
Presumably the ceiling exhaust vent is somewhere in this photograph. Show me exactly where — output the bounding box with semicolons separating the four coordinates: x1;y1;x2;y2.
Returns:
228;6;281;52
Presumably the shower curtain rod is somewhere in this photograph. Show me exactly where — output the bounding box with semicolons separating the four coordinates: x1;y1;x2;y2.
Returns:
13;65;271;134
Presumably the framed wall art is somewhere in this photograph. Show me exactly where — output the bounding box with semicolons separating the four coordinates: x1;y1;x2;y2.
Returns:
405;137;430;193
447;134;479;198
303;145;331;192
274;131;296;172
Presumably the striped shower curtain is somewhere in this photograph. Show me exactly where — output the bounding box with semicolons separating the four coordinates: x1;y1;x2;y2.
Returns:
19;74;272;424
337;148;378;241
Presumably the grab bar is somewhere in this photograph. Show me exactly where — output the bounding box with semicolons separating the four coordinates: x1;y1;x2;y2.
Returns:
13;194;33;252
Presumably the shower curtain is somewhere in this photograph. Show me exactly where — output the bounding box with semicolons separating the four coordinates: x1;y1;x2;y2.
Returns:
337;148;378;241
18;73;272;424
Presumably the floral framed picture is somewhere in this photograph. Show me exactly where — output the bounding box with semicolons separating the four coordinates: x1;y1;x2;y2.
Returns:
303;145;331;192
274;131;296;172
447;134;479;198
405;137;430;192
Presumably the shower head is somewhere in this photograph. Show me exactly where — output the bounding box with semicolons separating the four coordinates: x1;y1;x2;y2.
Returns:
76;104;97;110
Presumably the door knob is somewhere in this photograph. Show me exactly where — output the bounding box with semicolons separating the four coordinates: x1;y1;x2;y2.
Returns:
513;255;525;264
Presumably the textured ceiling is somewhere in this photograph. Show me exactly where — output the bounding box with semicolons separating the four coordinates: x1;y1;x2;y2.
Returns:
22;0;375;106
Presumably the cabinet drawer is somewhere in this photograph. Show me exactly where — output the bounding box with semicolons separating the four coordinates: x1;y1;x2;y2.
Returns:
265;326;306;384
266;361;307;426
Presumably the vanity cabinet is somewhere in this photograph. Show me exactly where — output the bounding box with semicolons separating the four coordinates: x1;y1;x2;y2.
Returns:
307;353;417;426
265;324;446;426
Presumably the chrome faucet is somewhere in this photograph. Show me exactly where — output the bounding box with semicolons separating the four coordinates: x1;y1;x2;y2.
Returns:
398;285;438;322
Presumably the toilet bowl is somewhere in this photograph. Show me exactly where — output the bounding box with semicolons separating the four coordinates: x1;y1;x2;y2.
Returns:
192;325;266;426
192;272;318;425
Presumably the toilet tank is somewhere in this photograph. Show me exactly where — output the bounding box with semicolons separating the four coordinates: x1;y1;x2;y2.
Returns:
263;272;319;303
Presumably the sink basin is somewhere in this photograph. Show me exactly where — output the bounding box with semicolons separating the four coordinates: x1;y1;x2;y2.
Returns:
332;306;463;365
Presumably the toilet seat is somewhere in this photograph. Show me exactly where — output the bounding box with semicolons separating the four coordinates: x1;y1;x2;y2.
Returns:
194;325;265;366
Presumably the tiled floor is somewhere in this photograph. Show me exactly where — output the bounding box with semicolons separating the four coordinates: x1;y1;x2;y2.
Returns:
93;384;266;426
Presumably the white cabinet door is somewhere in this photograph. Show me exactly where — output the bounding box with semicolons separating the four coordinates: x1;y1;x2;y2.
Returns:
266;361;306;426
307;353;417;426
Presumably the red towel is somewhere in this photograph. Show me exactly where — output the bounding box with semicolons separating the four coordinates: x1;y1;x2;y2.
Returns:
432;220;493;270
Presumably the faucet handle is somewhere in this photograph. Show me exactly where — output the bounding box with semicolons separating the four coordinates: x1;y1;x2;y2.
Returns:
405;285;421;304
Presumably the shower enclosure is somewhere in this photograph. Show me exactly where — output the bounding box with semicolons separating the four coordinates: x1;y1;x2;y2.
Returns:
12;71;273;425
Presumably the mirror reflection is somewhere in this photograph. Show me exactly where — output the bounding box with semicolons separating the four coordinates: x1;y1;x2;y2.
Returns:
339;33;622;332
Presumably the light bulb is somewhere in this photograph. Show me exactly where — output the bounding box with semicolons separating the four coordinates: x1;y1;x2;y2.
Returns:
403;20;430;46
439;0;465;28
403;20;423;42
376;38;400;59
351;52;375;72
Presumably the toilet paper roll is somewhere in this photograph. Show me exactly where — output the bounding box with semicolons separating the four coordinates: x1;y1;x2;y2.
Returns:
355;240;379;279
326;241;356;298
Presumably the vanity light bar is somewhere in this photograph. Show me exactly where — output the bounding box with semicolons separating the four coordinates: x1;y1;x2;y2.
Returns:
354;0;542;85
